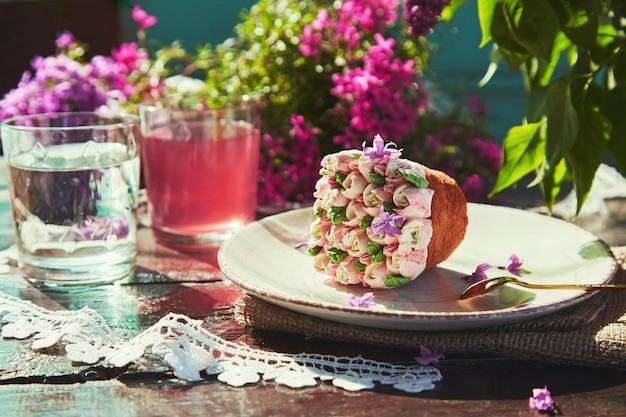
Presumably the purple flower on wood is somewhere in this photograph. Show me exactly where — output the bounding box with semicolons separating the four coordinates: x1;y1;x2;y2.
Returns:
414;342;446;368
529;386;562;414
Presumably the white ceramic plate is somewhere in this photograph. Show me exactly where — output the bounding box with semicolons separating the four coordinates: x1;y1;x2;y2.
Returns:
218;203;618;331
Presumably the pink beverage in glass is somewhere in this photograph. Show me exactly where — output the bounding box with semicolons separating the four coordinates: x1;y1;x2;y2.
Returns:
140;106;260;249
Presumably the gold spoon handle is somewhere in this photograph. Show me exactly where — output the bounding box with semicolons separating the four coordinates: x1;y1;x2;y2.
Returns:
514;282;626;290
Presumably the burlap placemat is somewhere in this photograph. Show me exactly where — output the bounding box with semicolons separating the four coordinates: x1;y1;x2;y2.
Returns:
234;246;626;369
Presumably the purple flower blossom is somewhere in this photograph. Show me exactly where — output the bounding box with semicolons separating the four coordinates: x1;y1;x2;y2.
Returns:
404;0;451;38
371;206;405;237
529;386;561;414
499;254;525;276
468;263;492;283
346;292;375;308
362;135;403;160
414;342;446;367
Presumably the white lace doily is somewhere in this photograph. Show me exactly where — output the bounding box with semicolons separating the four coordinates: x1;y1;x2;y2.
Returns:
0;291;442;393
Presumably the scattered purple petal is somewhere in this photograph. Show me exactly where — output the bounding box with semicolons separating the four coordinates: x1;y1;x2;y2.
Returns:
414;342;446;368
371;206;405;237
468;263;492;283
346;292;375;308
498;254;525;276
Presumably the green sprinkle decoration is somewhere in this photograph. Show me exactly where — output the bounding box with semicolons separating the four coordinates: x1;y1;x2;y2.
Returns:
405;172;429;188
308;246;322;256
384;275;411;288
366;241;383;256
327;248;348;263
369;172;385;186
328;206;347;224
359;214;374;228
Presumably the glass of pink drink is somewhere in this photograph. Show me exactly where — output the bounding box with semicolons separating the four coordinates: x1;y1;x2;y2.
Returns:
139;99;261;249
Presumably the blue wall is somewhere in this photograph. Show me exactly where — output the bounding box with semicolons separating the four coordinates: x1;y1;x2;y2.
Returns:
121;1;527;141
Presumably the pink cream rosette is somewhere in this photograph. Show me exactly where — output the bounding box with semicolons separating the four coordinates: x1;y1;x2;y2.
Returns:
308;135;435;289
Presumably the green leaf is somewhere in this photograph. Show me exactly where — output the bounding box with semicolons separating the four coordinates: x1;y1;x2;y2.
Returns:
490;2;530;70
490;122;545;195
605;86;626;174
442;0;468;22
384;275;411;288
548;0;598;50
567;97;610;216
525;85;548;123
541;77;579;176
478;0;500;47
503;0;559;62
539;158;569;211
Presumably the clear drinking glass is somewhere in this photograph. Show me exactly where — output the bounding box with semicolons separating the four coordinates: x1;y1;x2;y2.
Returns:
0;112;141;289
139;97;261;250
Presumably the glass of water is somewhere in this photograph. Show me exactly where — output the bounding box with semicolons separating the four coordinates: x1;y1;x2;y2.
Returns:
0;112;141;289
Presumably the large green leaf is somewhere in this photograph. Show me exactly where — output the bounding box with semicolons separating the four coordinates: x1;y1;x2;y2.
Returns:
548;0;599;49
605;86;626;174
490;2;530;70
567;86;611;215
478;0;500;47
503;0;559;62
543;76;579;174
525;85;548;123
540;157;570;211
490;121;546;195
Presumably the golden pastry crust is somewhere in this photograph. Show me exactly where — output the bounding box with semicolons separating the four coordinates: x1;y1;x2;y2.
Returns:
423;165;468;269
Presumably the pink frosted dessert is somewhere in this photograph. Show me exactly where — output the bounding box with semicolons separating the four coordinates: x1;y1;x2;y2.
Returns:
307;135;467;289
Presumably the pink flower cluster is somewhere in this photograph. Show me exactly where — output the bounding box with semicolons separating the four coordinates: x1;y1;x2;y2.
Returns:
258;114;321;207
0;6;161;122
331;34;427;150
308;136;434;289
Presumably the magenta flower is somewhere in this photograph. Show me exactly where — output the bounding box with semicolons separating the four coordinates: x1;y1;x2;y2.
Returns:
371;206;405;237
55;31;76;50
346;292;375;308
529;386;562;414
414;342;446;368
132;5;157;30
468;263;492;283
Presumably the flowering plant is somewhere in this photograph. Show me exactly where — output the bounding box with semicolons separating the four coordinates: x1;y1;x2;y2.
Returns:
0;1;501;209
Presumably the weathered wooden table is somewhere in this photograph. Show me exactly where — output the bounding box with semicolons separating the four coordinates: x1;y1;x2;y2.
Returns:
1;208;626;417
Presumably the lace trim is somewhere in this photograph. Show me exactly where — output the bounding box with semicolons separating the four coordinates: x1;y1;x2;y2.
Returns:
0;292;441;392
